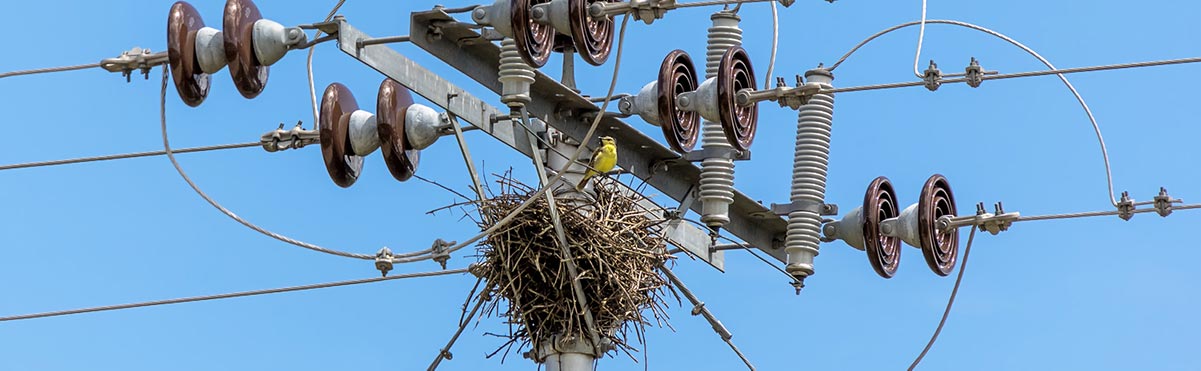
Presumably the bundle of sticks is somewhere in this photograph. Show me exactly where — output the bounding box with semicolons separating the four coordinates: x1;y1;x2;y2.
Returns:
471;175;675;360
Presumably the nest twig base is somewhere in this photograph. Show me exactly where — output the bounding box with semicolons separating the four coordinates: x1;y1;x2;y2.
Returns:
472;175;675;362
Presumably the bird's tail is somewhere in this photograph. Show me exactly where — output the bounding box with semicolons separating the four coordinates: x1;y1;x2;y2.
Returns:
575;176;588;191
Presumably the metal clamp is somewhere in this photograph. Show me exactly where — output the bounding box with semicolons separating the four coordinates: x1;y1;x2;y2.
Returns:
922;60;942;91
977;202;1017;235
375;247;395;277
682;146;750;162
1154;187;1174;217
100;47;169;82
1117;191;1136;221
964;57;985;88
260;122;320;152
431;238;456;269
770;200;838;216
664;186;698;220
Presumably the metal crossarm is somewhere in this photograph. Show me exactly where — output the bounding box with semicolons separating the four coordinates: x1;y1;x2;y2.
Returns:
408;9;789;262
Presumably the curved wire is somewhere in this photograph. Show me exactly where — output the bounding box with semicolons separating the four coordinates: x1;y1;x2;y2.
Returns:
763;0;779;88
308;0;349;131
912;0;928;78
158;67;375;261
828;19;1118;206
908;226;976;370
0;62;99;79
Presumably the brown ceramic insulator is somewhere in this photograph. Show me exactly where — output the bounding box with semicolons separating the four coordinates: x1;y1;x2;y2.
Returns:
717;46;758;152
863;176;902;279
918;174;958;276
512;0;554;67
223;0;269;99
319;83;365;188
376;79;420;182
569;0;617;66
657;50;700;153
167;2;210;107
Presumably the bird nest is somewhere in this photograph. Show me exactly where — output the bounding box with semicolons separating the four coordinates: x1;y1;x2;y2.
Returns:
470;175;675;361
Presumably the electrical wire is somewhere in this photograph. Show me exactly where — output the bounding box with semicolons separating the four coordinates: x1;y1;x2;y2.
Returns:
0;142;259;171
764;0;779;88
308;0;349;131
912;0;929;78
158;67;374;261
908;226;976;371
827;19;1120;207
0;62;100;79
679;218;800;286
828;57;1201;93
0;268;469;323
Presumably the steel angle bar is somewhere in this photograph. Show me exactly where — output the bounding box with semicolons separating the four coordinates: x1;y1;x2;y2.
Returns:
408;10;788;262
334;18;535;159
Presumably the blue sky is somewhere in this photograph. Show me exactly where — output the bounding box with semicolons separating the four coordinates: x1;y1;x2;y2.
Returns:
2;1;1200;370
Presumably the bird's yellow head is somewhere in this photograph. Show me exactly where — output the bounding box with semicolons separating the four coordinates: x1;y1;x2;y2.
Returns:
600;136;615;146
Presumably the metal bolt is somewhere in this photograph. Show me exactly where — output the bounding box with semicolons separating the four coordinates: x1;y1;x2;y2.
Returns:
676;94;692;109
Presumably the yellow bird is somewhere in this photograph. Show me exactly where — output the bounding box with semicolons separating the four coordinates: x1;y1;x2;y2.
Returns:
576;136;618;190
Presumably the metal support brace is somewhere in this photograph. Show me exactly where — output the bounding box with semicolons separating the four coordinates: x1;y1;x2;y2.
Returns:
518;108;605;358
446;113;487;203
770;200;838;216
660;265;755;371
428;288;489;371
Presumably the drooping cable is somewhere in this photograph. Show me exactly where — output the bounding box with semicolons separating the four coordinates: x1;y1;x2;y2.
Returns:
0;62;100;79
828;19;1120;206
763;0;779;88
308;0;349;131
0;268;469;322
158;67;375;260
907;226;976;371
0;142;259;171
912;0;928;78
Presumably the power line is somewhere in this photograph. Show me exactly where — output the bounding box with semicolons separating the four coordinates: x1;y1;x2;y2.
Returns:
828;18;1126;208
0;142;259;171
307;0;350;131
912;0;929;78
830;57;1201;94
0;62;100;79
908;227;977;371
155;67;415;262
0;268;470;323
